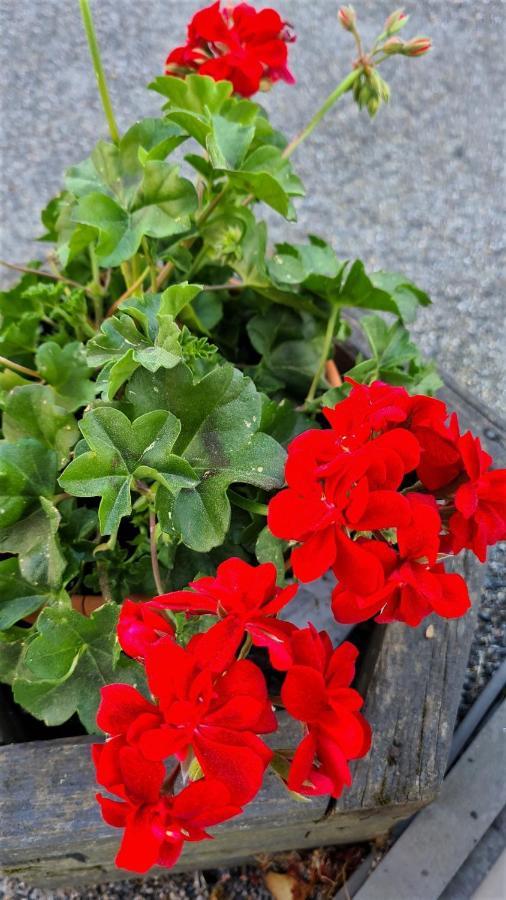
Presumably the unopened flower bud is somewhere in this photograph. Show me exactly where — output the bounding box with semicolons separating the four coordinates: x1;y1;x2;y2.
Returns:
402;36;432;57
367;95;381;117
384;8;409;36
382;36;404;55
338;5;356;32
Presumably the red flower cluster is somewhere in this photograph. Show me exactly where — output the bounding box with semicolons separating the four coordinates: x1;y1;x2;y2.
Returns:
269;380;506;627
164;1;295;97
95;377;504;872
95;560;371;872
280;628;371;798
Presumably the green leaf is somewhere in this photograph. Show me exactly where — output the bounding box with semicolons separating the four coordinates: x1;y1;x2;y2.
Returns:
88;292;206;397
35;341;95;411
159;282;203;318
255;526;286;584
127;362;286;551
230;145;305;218
13;604;144;732
0;558;52;629
0;438;57;527
347;314;442;394
0;497;66;588
2;384;79;465
371;271;431;324
151;73;233;116
206;114;256;170
59;407;197;540
0;628;26;684
64;119;197;266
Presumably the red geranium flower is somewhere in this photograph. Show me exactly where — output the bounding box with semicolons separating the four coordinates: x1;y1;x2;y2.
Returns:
448;431;506;561
151;557;297;669
280;628;371;798
332;494;471;626
118;598;174;661
268;426;419;592
93;684;166;800
165;1;295;97
137;622;276;804
97;775;241;873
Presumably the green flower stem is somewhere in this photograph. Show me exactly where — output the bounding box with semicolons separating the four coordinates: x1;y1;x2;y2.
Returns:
305;304;339;405
229;489;269;517
282;68;362;159
0;355;40;380
78;0;120;145
88;247;103;325
149;509;164;596
142;238;158;292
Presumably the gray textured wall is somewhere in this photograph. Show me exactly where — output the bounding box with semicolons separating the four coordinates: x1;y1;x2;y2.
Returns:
0;0;504;416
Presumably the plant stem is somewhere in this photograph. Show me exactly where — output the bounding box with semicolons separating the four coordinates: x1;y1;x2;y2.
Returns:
229;489;269;516
282;68;362;158
0;355;41;379
106;266;150;317
155;259;175;291
305;304;339;405
96;560;113;604
142;237;157;292
149;509;164;596
78;0;120;144
88;248;104;325
196;185;228;226
0;259;96;298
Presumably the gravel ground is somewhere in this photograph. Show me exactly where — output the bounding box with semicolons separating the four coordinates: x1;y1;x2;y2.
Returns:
0;1;505;897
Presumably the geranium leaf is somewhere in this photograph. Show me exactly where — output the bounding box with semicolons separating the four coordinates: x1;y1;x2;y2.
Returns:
0;558;52;629
0;439;57;528
0;497;65;588
35;341;95;411
127;363;285;550
13;603;144;732
2;384;80;465
59;408;190;540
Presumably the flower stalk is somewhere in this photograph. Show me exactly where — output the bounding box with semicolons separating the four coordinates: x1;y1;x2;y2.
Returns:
78;0;120;144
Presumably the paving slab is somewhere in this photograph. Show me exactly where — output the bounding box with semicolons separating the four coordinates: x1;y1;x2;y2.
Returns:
353;702;506;900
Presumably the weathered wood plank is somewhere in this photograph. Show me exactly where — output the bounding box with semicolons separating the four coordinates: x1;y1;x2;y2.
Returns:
0;729;423;888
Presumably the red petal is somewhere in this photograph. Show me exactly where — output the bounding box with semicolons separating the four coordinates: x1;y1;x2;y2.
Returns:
351;490;411;531
281;665;327;722
287;732;317;793
430;572;471;618
193;726;271;804
291;527;337;583
96;684;158;736
119;745;165;806
96;793;128;828
326;642;359;687
115;805;163;873
268;488;331;541
332;531;386;595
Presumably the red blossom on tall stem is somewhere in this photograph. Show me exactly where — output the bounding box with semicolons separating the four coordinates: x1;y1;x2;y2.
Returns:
164;1;295;97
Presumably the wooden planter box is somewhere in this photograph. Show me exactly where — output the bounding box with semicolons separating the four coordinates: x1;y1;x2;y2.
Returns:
0;379;503;889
